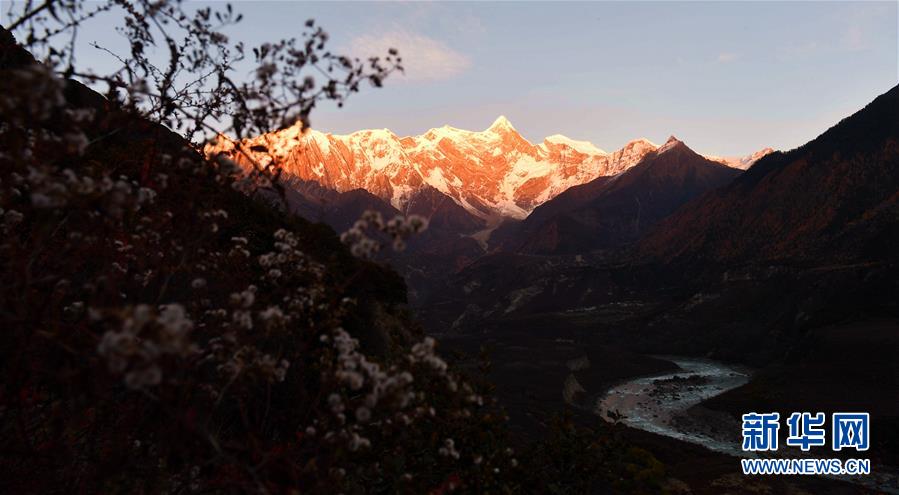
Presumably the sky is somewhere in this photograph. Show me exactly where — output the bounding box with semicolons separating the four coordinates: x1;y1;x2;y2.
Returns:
18;1;899;156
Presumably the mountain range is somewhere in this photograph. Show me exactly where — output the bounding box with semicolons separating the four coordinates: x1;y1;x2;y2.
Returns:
206;116;774;302
208;116;770;225
421;84;899;339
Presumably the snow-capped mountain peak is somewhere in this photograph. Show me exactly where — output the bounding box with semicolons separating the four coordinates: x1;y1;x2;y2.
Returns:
706;147;775;170
207;118;768;222
657;135;684;154
543;134;607;155
487;115;516;133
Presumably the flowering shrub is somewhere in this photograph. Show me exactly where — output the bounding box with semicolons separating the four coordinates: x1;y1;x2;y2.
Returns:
0;5;520;490
340;210;430;258
0;3;671;493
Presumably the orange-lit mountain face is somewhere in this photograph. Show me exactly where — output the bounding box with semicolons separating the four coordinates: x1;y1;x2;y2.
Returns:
208;117;770;223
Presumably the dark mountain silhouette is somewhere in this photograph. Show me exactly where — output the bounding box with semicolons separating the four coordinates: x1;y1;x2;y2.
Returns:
641;84;899;268
494;137;742;254
402;185;486;235
280;176;486;238
280;177;396;231
279;177;486;301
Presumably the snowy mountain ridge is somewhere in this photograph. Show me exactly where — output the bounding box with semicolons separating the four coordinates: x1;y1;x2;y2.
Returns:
208;117;770;221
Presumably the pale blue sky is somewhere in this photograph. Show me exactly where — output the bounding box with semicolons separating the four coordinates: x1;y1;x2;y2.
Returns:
17;1;899;156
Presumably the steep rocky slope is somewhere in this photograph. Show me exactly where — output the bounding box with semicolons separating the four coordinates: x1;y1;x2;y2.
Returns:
494;137;743;254
641;84;899;269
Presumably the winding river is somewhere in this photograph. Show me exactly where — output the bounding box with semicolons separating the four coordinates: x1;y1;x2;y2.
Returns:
594;356;899;493
595;357;750;455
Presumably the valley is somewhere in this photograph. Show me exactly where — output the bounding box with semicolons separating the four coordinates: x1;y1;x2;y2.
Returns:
219;83;899;492
4;1;896;492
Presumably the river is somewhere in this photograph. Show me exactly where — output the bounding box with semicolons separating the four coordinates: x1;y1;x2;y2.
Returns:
595;357;749;455
594;356;899;493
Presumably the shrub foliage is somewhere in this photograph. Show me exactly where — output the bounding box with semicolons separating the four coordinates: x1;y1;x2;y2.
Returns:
1;2;668;493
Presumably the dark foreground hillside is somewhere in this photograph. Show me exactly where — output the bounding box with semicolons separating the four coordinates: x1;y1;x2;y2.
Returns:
0;25;685;494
